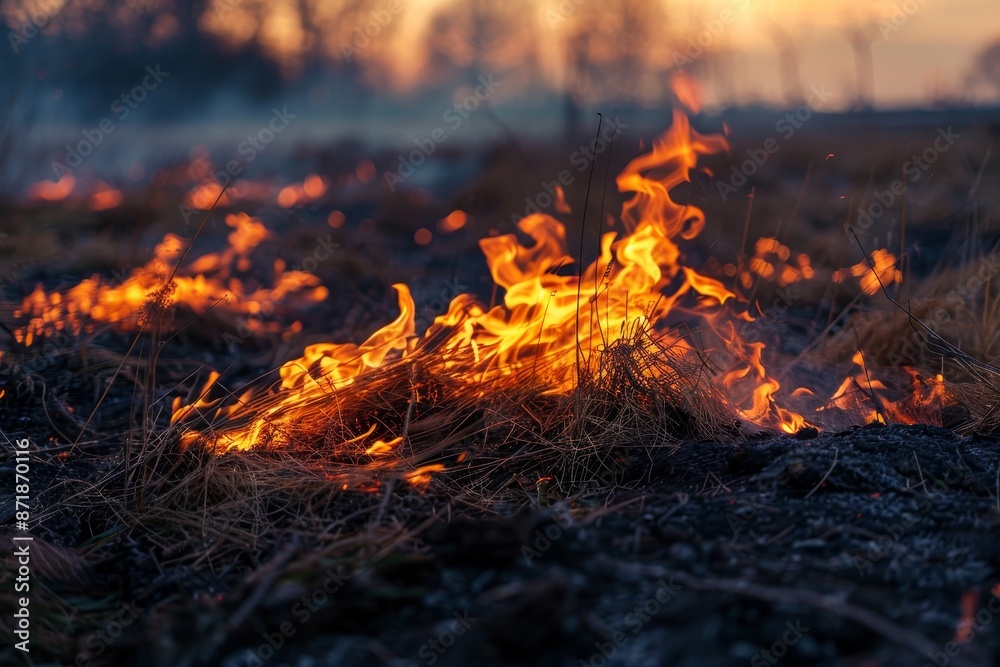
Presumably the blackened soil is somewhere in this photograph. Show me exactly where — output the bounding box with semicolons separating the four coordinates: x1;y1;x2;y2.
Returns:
198;425;1000;667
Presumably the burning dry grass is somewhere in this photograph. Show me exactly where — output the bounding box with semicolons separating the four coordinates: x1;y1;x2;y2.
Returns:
178;315;732;504
818;240;1000;432
4;82;1000;666
0;322;741;664
11;212;327;346
0;374;445;660
1;258;741;656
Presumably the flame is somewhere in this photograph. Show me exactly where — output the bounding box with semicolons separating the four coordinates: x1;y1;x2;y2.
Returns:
833;249;901;295
438;210;468;233
186;179;231;209
27;174;76;202
670;71;702;114
277;174;327;208
824;353;950;426
954;589;979;643
405;464;446;490
89;183;123;211
182;78;815;469
13;213;327;344
554;185;572;214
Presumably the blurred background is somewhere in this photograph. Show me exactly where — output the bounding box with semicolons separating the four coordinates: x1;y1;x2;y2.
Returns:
2;0;1000;189
1;0;998;352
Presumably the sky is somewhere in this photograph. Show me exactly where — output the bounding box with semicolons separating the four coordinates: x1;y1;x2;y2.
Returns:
3;0;1000;110
684;0;1000;107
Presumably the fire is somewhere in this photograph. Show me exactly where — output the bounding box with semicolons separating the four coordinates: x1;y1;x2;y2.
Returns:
554;185;572;214
179;79;820;465
823;352;951;426
13;79;943;491
89;182;123;211
27;174;76;202
277;174;327;208
833;248;902;295
186;180;231;209
438;210;468;233
739;237;814;289
670;71;703;113
13;213;327;344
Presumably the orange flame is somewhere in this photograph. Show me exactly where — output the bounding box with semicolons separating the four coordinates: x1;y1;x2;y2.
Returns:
824;353;950;426
833;249;901;295
670;71;702;114
438;210;468;233
277;174;327;208
13;213;327;344
89;183;123;211
181;78;814;470
27;174;75;202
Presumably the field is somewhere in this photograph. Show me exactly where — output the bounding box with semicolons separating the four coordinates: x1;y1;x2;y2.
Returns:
2;104;1000;667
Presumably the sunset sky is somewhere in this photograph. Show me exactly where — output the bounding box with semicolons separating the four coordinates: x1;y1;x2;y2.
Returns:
4;0;1000;109
677;0;1000;106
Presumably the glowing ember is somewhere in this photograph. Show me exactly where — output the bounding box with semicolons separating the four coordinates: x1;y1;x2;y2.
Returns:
739;237;814;289
186;180;231;209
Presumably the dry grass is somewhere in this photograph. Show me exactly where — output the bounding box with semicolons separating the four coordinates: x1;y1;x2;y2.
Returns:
2;117;999;664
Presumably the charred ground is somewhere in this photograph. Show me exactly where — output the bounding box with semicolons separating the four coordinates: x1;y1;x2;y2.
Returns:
1;112;1000;667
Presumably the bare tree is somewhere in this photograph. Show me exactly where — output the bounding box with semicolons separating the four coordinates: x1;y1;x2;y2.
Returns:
844;23;877;110
768;23;804;107
968;40;1000;100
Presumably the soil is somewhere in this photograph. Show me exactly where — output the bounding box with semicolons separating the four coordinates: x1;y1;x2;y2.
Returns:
3;114;1000;667
233;425;1000;667
4;421;999;667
